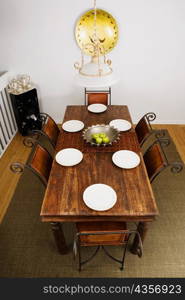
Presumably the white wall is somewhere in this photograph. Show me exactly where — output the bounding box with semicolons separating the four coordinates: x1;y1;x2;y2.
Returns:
0;0;185;123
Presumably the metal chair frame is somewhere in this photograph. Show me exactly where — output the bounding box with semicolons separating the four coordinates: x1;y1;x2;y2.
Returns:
10;144;52;187
144;139;183;183
74;229;142;271
23;112;59;150
135;112;168;147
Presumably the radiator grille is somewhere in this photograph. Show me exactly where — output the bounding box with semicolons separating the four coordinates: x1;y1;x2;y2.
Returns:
0;73;17;158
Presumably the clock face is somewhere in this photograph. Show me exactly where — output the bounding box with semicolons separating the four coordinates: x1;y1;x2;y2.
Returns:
75;9;119;56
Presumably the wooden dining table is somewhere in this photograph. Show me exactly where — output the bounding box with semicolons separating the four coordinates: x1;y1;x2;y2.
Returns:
40;105;158;255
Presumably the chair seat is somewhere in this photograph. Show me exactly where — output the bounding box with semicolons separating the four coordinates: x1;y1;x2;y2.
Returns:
76;222;128;247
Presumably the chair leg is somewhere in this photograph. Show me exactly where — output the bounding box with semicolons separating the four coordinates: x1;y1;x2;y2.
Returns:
109;87;111;105
102;245;125;270
120;241;129;271
78;244;82;272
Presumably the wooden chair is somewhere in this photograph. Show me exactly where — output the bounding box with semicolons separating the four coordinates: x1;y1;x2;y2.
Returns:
135;112;167;147
143;140;183;183
85;87;111;106
74;222;142;271
23;113;60;151
10;144;53;186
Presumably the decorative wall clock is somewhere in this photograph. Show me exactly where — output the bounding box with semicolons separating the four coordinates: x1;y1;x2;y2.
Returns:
75;8;119;56
74;0;119;87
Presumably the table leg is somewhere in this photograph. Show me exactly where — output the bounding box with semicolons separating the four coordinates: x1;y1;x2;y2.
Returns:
130;222;149;255
51;222;69;255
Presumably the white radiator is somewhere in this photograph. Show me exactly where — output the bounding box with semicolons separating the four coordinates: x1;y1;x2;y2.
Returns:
0;72;17;158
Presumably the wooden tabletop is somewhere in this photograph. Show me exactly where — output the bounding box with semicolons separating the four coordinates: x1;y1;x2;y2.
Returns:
41;105;158;222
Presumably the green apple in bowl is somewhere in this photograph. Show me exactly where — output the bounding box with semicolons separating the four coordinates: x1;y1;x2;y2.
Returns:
92;133;100;139
83;124;120;147
102;136;110;144
95;137;103;144
99;133;106;138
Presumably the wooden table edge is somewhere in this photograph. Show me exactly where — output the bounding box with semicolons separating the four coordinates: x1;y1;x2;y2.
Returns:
41;215;158;223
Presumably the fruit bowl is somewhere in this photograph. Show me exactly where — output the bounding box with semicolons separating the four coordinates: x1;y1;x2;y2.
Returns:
82;124;120;146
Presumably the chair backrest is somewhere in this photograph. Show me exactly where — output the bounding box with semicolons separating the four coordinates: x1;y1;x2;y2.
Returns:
10;144;53;186
75;221;142;271
41;114;60;147
143;140;168;182
29;144;53;185
24;113;60;150
135;112;156;147
87;93;109;106
76;222;129;246
85;87;111;106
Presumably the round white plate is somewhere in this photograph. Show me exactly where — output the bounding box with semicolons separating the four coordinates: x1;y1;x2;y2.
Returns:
109;119;132;132
88;104;107;113
55;148;83;166
112;150;140;169
83;184;117;211
62;120;84;132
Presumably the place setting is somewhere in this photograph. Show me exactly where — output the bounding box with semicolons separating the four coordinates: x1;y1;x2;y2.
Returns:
87;103;107;113
83;183;117;211
112;150;140;169
62;120;84;132
109;119;132;132
55;148;83;166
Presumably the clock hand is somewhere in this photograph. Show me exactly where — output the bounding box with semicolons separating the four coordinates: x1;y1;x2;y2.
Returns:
89;36;106;44
99;38;105;43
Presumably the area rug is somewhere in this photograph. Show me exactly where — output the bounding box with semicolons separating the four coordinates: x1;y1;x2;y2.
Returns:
0;130;185;277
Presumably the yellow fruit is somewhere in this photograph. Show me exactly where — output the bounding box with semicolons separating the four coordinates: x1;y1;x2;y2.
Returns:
99;133;106;138
102;137;110;143
92;133;99;140
96;137;103;144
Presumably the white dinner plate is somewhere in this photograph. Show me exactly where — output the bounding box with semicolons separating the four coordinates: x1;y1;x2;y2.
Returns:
55;148;83;166
83;184;117;211
112;150;140;169
109;119;132;132
62;120;84;132
88;104;107;113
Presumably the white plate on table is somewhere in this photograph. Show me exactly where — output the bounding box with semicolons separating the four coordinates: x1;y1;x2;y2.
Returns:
88;104;107;113
109;119;132;132
83;184;117;211
112;150;140;169
62;120;84;132
55;148;83;166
